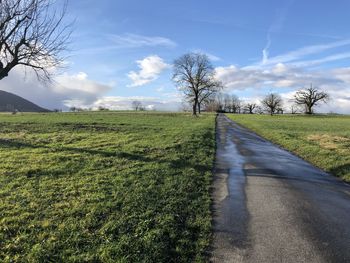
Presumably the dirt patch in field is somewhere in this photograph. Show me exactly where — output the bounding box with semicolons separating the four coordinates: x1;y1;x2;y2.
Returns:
307;134;350;151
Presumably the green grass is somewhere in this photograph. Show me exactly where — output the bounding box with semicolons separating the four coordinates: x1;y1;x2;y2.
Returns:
0;112;216;262
226;114;350;182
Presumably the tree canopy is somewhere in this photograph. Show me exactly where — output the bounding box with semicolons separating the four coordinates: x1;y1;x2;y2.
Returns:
294;84;329;114
0;0;71;81
172;52;221;115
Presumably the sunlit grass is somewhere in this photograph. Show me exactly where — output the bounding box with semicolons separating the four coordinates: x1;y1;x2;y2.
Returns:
0;112;216;262
226;114;350;182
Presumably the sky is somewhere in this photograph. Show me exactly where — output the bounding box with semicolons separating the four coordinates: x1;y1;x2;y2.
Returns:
1;0;350;113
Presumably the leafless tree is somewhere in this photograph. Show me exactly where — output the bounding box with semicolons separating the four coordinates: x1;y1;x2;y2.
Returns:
223;93;231;112
0;0;72;82
203;95;219;112
215;92;225;112
255;105;264;114
197;82;222;114
230;94;241;113
98;106;109;111
202;93;241;113
244;103;257;114
198;90;216;114
261;93;283;116
290;104;299;114
172;52;222;116
132;100;142;111
181;100;191;112
211;93;241;113
294;84;329;114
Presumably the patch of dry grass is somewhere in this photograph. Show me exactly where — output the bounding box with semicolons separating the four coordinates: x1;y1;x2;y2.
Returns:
307;134;350;152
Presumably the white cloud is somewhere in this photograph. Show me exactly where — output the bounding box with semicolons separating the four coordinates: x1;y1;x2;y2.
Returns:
331;67;350;83
108;33;177;48
215;63;350;113
146;104;155;110
127;55;170;87
0;65;180;112
206;53;221;62
214;65;277;90
271;63;289;74
216;38;350;113
67;96;182;111
260;38;350;66
292;52;350;68
215;63;338;91
55;72;110;95
274;79;296;87
74;34;177;55
0;67;111;110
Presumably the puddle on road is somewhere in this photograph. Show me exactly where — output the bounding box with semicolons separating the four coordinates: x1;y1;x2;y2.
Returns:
212;116;250;259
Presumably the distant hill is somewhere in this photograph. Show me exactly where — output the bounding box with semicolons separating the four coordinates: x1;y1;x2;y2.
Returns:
0;90;50;112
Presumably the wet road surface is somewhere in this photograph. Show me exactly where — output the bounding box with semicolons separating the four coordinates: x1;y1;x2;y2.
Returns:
211;114;350;263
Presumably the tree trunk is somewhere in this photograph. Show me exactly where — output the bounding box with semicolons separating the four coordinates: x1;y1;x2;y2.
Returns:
0;63;14;80
192;101;198;116
306;104;312;114
198;103;201;114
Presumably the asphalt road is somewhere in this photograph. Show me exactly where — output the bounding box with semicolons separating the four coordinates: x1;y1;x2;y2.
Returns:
211;114;350;263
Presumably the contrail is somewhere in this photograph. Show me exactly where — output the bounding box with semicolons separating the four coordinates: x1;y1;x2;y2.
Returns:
262;0;295;65
262;35;272;64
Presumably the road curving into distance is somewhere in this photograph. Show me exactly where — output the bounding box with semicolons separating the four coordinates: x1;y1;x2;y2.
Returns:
211;113;350;263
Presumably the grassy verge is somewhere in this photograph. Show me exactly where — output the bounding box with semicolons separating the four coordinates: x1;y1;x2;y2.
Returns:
226;114;350;182
0;112;216;262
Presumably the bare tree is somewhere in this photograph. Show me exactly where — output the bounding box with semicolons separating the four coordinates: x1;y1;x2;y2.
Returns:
255;105;264;114
132;100;142;111
223;93;231;112
244;103;257;114
261;93;283;116
202;93;241;113
276;107;284;114
294;84;329;114
213;93;242;113
172;52;221;116
200;81;222;114
203;95;219;112
290;104;299;114
215;92;225;112
198;90;216;114
0;0;72;82
98;106;109;111
230;94;241;113
181;100;192;112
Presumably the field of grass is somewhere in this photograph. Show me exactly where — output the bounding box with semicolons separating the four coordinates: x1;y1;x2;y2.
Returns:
0;112;216;262
226;114;350;182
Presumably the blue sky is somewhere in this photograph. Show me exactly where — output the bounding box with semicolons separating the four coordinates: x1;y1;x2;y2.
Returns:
2;0;350;112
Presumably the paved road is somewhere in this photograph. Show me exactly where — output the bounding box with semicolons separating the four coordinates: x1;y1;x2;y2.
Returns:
211;114;350;263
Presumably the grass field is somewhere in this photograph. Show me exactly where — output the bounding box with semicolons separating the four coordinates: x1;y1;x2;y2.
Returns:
226;114;350;182
0;112;216;262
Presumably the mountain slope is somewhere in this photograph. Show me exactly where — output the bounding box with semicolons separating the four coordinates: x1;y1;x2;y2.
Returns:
0;90;49;112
